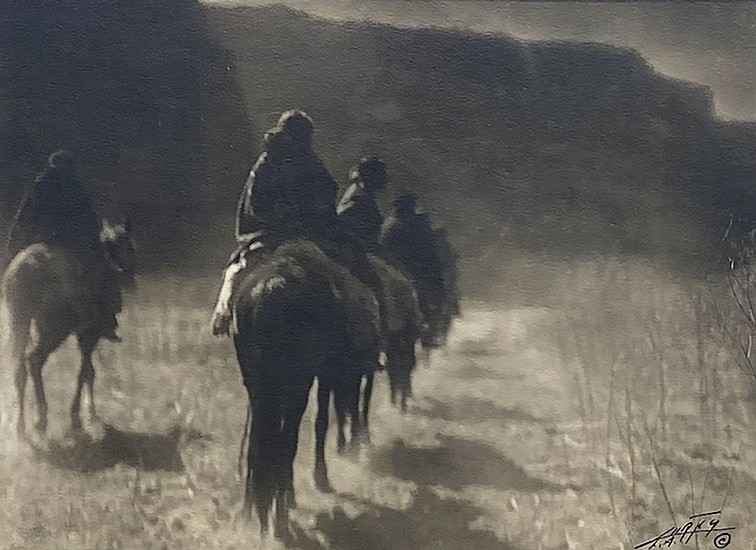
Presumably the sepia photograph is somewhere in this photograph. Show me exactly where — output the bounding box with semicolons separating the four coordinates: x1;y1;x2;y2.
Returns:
0;0;754;548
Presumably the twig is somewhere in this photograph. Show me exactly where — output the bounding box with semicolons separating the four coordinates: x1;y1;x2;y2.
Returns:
644;324;668;442
645;419;677;527
700;459;711;512
685;460;700;550
710;287;756;384
625;386;637;518
605;352;619;516
720;442;743;514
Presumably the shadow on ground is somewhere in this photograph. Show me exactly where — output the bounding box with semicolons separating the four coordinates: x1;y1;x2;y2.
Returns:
288;487;520;550
32;423;185;472
370;435;558;493
453;361;525;381
412;396;542;425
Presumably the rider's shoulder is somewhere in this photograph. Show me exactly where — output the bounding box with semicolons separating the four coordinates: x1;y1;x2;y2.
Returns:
249;153;275;179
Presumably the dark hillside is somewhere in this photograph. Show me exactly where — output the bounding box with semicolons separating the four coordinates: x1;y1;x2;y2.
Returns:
0;0;255;268
2;3;754;289
207;6;754;289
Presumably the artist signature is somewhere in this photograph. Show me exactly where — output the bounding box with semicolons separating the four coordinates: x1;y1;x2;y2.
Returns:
634;510;735;549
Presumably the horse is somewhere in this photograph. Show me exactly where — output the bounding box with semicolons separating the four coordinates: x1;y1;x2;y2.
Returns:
231;240;380;538
310;253;422;487
367;254;423;414
3;219;136;436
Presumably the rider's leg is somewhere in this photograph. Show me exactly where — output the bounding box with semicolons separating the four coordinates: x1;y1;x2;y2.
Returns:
211;238;271;337
97;267;122;342
211;259;244;337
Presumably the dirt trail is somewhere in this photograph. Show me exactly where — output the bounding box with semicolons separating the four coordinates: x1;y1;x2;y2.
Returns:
0;294;752;549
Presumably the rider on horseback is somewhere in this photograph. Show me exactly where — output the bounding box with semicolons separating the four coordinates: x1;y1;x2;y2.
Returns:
212;111;388;338
337;156;387;253
6;151;121;342
382;193;447;342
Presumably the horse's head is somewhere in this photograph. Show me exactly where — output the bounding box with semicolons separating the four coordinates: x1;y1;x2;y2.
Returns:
100;218;136;290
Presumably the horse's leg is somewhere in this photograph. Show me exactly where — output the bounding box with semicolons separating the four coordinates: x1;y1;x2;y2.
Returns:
347;372;362;451
71;336;97;431
400;357;411;414
334;382;348;455
14;357;28;435
314;378;333;492
361;371;374;445
28;325;68;434
275;386;310;540
422;345;432;368
243;398;254;522
404;337;418;412
28;354;49;434
281;380;311;511
400;361;411;414
248;398;275;537
386;345;399;408
10;309;31;435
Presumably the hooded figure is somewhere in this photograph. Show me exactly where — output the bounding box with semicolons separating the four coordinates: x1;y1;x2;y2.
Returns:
235;110;338;242
213;110;340;336
7;151;101;261
337;156;387;252
382;193;446;315
435;227;461;317
6;151;121;341
212;112;391;341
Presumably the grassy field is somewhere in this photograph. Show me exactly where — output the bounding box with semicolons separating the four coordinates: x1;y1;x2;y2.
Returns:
0;259;754;549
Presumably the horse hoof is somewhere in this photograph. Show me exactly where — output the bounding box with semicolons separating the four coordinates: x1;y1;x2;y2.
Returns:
274;519;291;541
87;418;106;441
347;438;363;457
28;431;49;452
314;469;333;493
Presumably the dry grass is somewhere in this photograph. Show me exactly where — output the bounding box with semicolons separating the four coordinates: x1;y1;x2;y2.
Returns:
0;262;754;549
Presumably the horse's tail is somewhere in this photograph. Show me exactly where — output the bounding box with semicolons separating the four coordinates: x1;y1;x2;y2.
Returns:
238;398;252;480
236;269;316;535
247;392;288;536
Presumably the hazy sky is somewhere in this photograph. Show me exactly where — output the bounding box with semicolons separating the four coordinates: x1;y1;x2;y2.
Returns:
203;0;756;121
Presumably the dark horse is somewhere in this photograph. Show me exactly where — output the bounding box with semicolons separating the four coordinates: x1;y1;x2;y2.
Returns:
368;254;423;414
232;240;380;538
3;220;136;436
416;228;461;367
311;253;422;495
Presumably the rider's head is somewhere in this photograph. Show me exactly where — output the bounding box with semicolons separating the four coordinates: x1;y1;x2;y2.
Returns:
393;193;417;218
48;150;77;176
265;110;314;157
350;156;387;192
